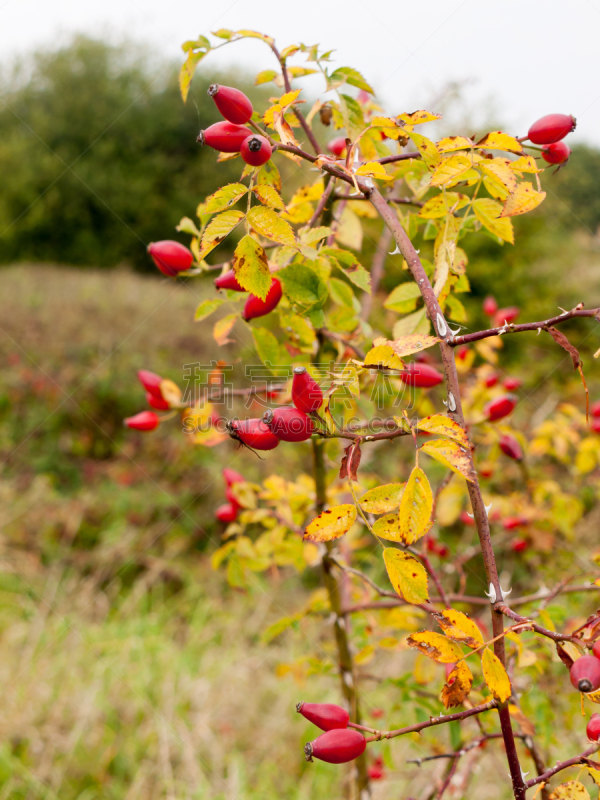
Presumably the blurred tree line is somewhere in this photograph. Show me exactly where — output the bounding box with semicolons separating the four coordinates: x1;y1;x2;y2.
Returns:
0;35;600;277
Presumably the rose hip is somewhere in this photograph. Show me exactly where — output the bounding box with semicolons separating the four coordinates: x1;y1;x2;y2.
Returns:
296;702;349;731
304;729;366;764
207;84;253;124
292;366;323;413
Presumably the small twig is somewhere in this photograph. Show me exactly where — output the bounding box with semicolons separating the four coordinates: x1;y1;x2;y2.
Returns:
363;701;497;742
525;746;600;788
497;604;582;645
307;177;336;228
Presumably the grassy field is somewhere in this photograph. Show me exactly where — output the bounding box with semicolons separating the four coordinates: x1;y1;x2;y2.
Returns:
1;262;599;799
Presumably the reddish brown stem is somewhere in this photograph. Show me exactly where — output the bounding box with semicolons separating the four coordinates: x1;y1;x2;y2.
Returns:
498;604;582;645
525;745;599;788
361;227;392;321
363;701;496;742
307;177;335;228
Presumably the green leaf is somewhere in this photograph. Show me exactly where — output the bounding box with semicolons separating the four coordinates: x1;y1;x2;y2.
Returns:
277;264;328;310
329;67;374;94
232;235;271;300
252;185;286;210
179;46;209;102
257;161;281;192
339;94;366;140
322;248;371;293
252;327;281;370
384;282;422;313
255;69;278;85
176;216;201;236
194;298;223;322
205;183;248;214
329;277;356;308
247;206;296;246
392;308;431;338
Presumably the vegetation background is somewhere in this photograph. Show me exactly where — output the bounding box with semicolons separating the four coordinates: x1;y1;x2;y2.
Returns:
1;36;600;799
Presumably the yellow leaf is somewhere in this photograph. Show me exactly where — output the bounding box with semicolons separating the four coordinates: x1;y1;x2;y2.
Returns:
501;182;546;217
419;192;469;219
374;333;439;358
586;768;600;786
441;661;473;708
472;198;514;243
247;206;296;246
383;548;429;604
372;513;402;542
159;379;182;407
420;438;476;483
398;467;433;544
360;483;406;514
435;609;484;648
232;235;271;300
408;132;441;169
475;131;523;153
355;161;393;181
370;116;404;139
430;155;473;188
549;782;591;800
204;183;248;214
279;88;302;109
213;313;237;346
415;414;469;448
479;158;517;194
437;136;473;153
304;504;357;542
510;155;543;174
252;184;286;210
363;345;404;370
508;704;536;736
202;210;245;249
406;631;464;663
398;110;442;126
481;647;512;702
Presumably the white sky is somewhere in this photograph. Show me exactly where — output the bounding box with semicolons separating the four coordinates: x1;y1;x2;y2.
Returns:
1;0;600;145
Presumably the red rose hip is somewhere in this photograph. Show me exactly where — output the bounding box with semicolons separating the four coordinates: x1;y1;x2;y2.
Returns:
148;241;193;276
138;369;164;398
570;656;600;693
264;407;315;442
208;83;253;124
400;362;444;388
242;278;282;321
241;134;272;167
304;729;366;764
124;411;160;431
494;307;520;326
591;401;600;418
197;121;251;152
499;434;523;461
327;137;348;157
215;503;238;523
482;295;498;316
223;467;245;486
485;394;517;422
292;366;323;413
587;713;600;741
542;141;571;165
215;269;245;291
227;418;280;451
528;113;576;145
503;377;522;391
146;391;170;411
296;702;349;731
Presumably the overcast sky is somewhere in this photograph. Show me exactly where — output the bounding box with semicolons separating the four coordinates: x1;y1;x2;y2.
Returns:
1;0;600;145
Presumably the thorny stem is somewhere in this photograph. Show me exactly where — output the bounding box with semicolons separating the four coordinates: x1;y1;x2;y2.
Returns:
497;605;582;645
525;745;600;788
362;701;496;742
368;186;527;800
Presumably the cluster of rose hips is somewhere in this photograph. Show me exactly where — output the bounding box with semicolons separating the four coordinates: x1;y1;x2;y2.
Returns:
297;702;368;764
482;295;520;329
227;367;323;451
568;643;600;742
215;467;246;524
214;268;283;321
526;113;576;166
199;84;272;166
123;369;172;432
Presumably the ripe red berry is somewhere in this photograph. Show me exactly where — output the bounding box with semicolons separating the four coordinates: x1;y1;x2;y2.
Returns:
587;713;600;741
456;345;470;361
510;537;529;553
240;135;272;167
327;137;347;157
400;362;444;388
124;411;160;431
292;366;323;413
367;759;385;781
499;434;524;461
503;516;528;530
304;729;366;764
147;241;193;276
227;418;280;451
528;113;576;145
197;121;252;152
485;394;517;422
207;83;253;124
138;369;163;398
592;420;600;434
494;307;520;326
592;641;600;660
223;467;245;486
590;401;600;418
215;503;238;523
542;141;571;165
242;278;282;321
296;702;349;732
215;269;245;291
484;373;498;388
570;656;600;693
482;295;498;316
460;510;475;526
503;377;522;391
146;391;170;411
225;486;242;511
264;407;315;442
